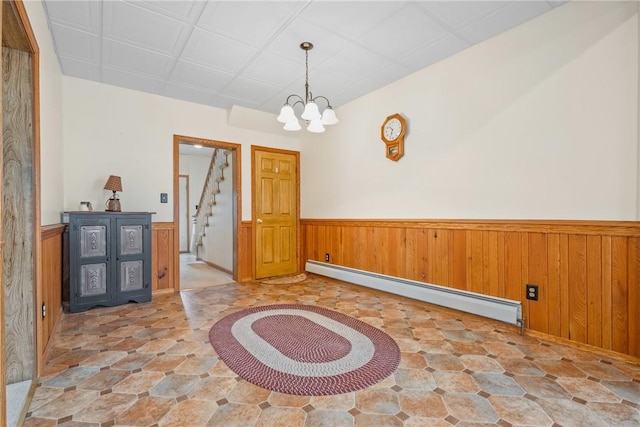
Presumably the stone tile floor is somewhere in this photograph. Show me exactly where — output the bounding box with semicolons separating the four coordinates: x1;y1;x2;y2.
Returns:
24;274;640;426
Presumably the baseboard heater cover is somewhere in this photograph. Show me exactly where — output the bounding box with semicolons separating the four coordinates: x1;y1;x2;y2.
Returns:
306;261;522;326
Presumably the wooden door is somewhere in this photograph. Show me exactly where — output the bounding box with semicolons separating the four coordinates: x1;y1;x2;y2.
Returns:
253;149;298;279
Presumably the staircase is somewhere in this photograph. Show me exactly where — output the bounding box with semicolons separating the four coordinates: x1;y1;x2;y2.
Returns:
191;148;230;256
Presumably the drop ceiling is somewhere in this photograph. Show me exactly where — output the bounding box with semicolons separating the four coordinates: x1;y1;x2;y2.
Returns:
43;0;568;116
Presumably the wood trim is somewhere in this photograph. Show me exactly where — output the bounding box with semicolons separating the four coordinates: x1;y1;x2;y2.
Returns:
301;218;640;236
201;260;232;276
41;224;65;240
251;145;301;279
301;218;640;358
173;135;242;284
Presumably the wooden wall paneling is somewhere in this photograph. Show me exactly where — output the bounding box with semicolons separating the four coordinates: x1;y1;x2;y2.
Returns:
487;231;500;297
611;236;628;354
601;236;612;350
404;228;418;282
627;237;639;357
299;218;640;358
559;234;570;340
450;229;466;289
586;235;602;348
468;230;483;294
527;233;548;334
238;221;253;281
152;223;174;294
546;234;561;337
568;235;587;344
39;226;63;375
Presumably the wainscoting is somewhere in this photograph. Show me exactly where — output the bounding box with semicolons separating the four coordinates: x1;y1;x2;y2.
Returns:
152;222;176;295
301;219;640;359
39;225;64;376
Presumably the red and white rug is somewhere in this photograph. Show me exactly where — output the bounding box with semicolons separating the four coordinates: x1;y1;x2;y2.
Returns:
209;304;400;395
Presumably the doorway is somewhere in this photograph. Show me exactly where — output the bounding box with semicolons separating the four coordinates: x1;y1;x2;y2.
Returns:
173;135;241;290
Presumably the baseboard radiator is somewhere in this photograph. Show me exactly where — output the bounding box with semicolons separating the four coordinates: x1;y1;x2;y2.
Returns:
306;260;523;326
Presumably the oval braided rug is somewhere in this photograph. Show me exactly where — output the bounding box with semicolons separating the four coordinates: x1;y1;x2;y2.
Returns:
209;304;400;396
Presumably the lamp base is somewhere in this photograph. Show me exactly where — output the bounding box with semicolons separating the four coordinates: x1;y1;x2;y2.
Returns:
106;198;121;212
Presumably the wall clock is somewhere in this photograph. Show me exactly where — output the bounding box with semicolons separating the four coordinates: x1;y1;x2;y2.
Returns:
380;113;406;161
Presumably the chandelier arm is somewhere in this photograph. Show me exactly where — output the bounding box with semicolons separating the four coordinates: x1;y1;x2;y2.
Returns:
311;95;332;108
285;94;305;106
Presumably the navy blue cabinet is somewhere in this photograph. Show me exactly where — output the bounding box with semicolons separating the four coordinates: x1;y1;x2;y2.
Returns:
66;212;153;313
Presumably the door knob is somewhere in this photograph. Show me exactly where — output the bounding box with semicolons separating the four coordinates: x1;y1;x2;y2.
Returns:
257;219;263;224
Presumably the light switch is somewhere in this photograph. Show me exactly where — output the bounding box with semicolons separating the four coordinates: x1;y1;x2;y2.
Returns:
160;193;168;203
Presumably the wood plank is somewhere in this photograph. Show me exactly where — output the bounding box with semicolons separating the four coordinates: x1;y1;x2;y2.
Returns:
559;234;570;339
521;233;529;330
416;229;428;282
586;235;602;348
628;237;639;357
547;234;561;337
438;229;450;285
451;230;466;289
405;228;418;282
601;236;612;350
426;229;436;283
568;235;587;344
469;230;483;293
611;236;629;354
481;231;491;295
487;231;500;297
152;228;172;292
503;232;522;302
387;227;405;278
528;233;548;334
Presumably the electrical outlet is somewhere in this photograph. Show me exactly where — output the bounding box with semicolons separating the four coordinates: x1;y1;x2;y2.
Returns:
160;193;168;203
325;253;330;262
526;284;539;301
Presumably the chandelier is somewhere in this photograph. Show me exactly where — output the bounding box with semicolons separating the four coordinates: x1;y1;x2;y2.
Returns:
276;42;339;133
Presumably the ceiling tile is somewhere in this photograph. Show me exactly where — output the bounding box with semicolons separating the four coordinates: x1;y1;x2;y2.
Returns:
242;52;306;87
181;28;257;73
102;40;174;79
50;23;99;63
263;18;351;65
162;82;217;106
298;1;399;41
101;66;164;94
59;57;101;81
169;60;234;93
221;77;282;105
416;1;507;30
197;1;293;48
356;4;451;59
103;1;191;55
315;43;394;83
43;0;100;34
400;35;471;71
131;1;206;22
460;1;553;43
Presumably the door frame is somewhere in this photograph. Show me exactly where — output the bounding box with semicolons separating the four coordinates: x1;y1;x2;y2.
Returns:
251;145;300;279
173;135;241;285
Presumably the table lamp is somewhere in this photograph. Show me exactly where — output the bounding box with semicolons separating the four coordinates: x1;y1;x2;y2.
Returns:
104;175;122;212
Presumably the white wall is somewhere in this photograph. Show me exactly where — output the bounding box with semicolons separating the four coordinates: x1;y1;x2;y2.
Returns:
24;0;64;225
301;1;639;221
202;153;233;271
62;77;300;222
179;153;211;223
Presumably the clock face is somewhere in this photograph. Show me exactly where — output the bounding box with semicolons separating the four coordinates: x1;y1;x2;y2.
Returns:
384;118;402;141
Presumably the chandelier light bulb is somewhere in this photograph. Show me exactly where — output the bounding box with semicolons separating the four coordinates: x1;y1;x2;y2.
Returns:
301;101;321;121
307;118;325;133
321;107;339;125
277;104;295;123
283;118;302;131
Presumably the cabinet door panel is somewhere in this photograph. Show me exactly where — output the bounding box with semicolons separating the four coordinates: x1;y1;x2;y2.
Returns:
120;260;144;291
80;225;107;258
80;263;108;296
120;225;143;255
